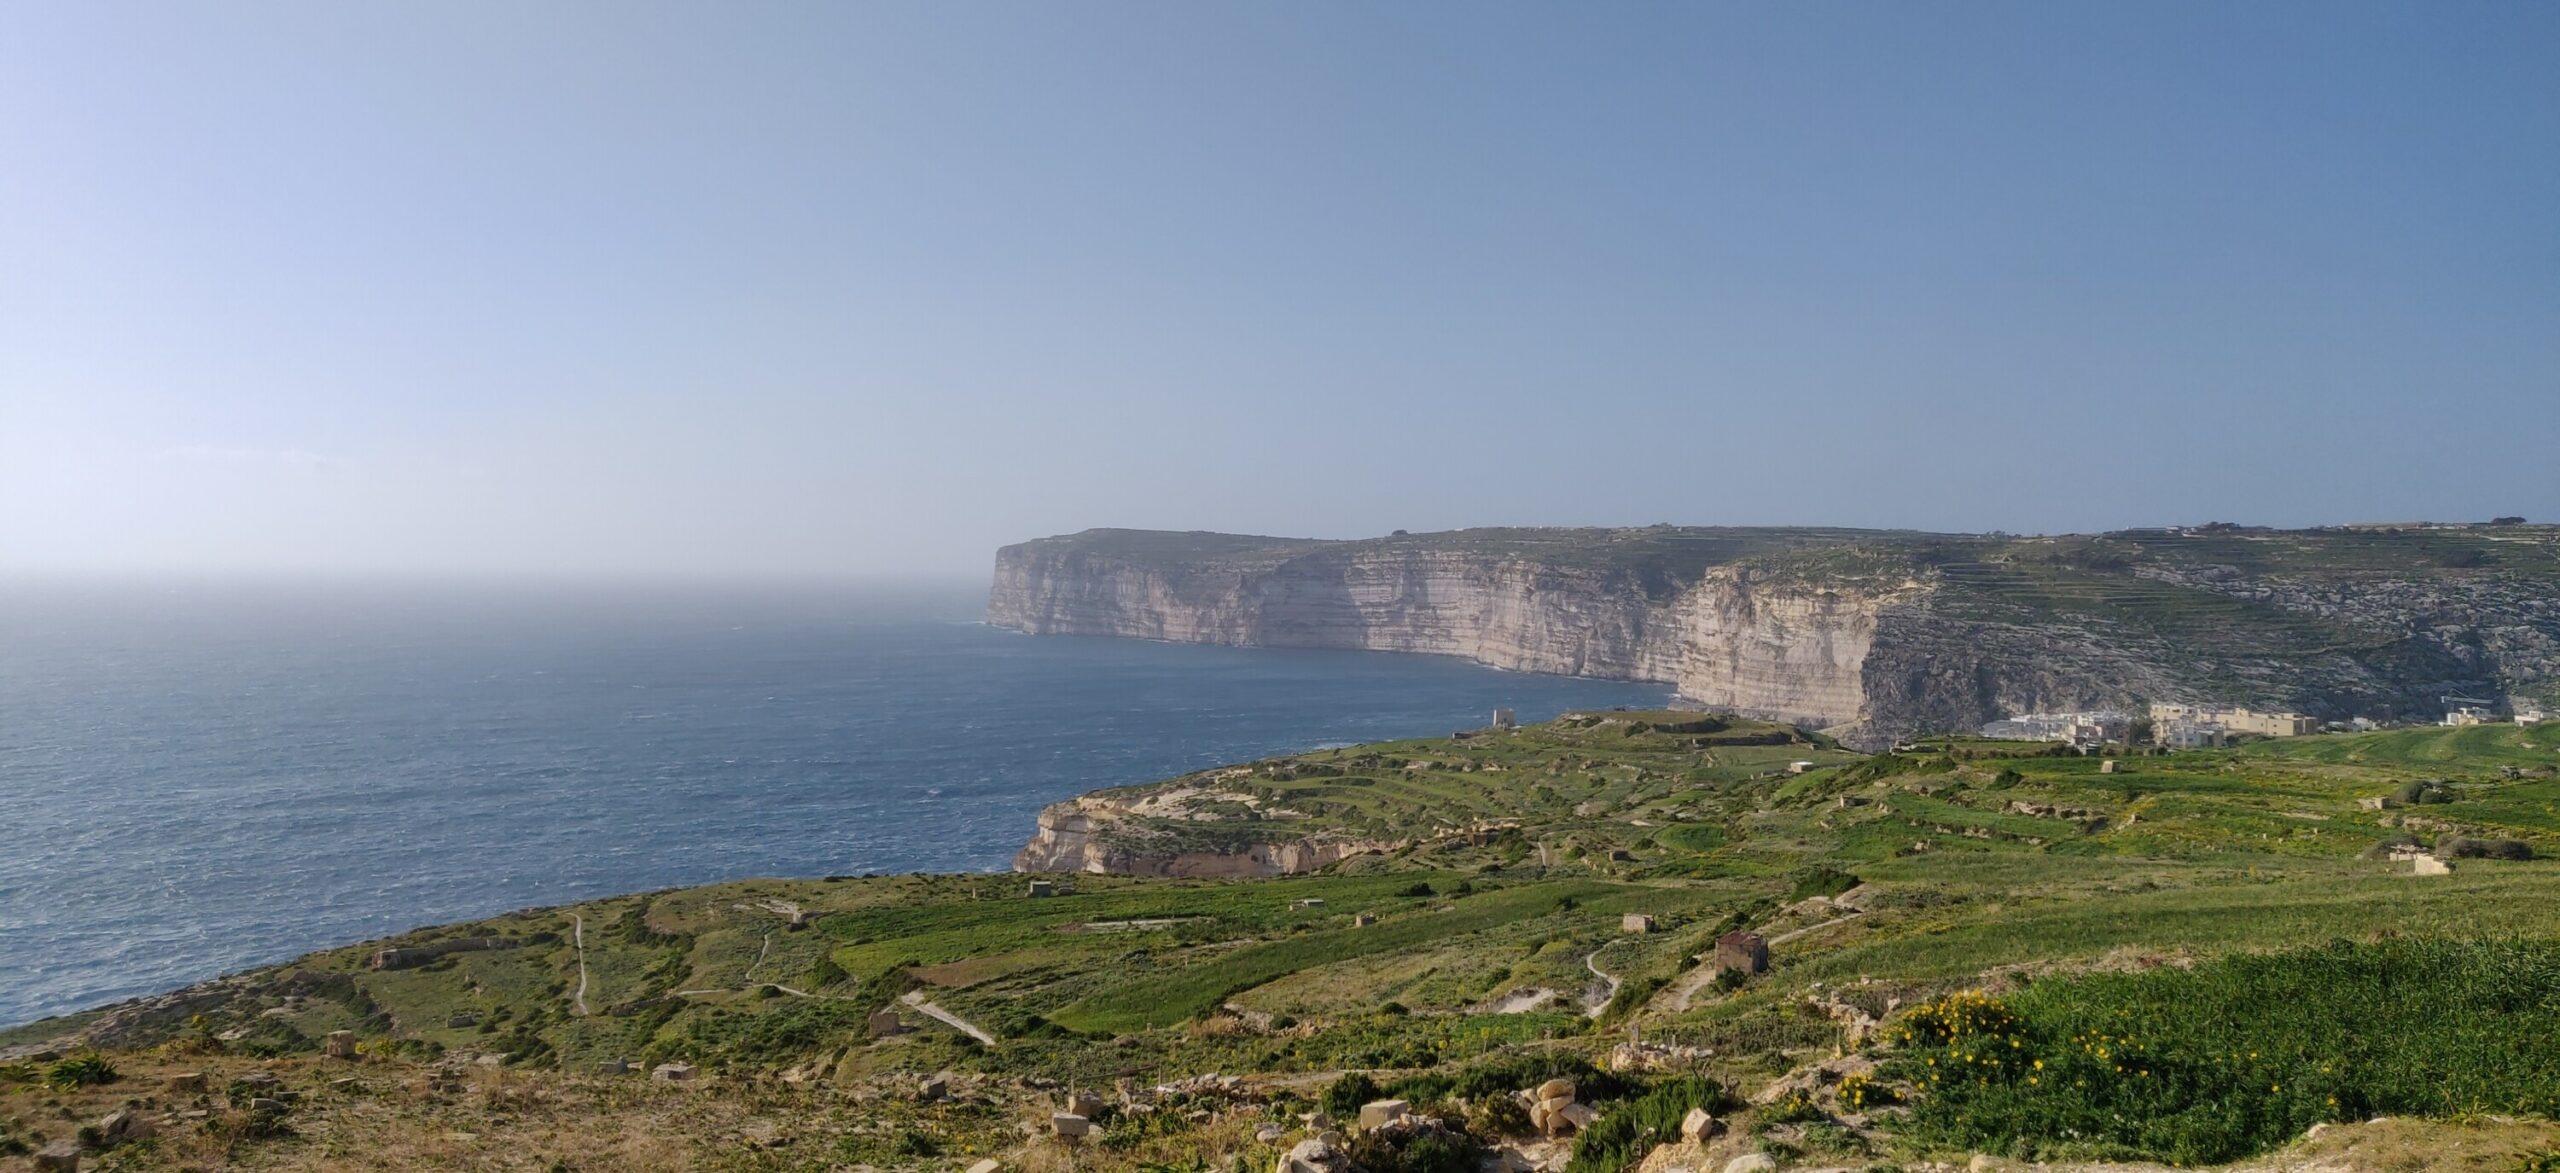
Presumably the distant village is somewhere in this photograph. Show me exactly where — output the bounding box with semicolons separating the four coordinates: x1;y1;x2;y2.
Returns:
1981;696;2551;749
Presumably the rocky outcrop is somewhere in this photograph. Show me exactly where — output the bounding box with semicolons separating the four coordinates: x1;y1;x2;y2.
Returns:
1013;793;1403;877
990;526;2560;747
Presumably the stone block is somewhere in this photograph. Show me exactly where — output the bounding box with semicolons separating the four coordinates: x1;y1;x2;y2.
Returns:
1051;1112;1091;1138
1357;1098;1410;1129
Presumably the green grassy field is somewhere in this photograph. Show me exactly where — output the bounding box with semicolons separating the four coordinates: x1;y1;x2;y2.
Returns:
12;716;2556;1170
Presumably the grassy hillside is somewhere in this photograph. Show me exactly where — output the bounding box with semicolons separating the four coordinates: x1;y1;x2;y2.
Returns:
6;719;2556;1171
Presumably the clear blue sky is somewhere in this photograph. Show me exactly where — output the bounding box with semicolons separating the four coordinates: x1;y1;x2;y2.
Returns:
4;2;2554;577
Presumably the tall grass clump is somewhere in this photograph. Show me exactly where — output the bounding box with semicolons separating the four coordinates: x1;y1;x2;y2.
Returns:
1887;938;2560;1165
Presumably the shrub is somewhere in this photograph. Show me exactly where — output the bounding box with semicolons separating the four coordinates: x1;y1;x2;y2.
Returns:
1322;1071;1384;1119
1397;882;1437;898
1344;1118;1484;1173
1786;867;1861;903
1466;1093;1533;1139
2437;836;2534;860
1561;1076;1730;1173
2394;780;2455;805
43;1053;118;1090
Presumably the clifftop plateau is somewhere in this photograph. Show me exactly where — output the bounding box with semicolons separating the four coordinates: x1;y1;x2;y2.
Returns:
990;523;2560;747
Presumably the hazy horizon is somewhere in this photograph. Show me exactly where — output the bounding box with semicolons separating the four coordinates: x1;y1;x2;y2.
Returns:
6;3;2555;579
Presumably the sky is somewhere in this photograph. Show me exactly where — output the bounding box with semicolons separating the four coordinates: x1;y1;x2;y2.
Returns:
3;2;2555;578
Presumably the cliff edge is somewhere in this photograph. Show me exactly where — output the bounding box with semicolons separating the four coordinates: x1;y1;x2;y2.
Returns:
990;525;2560;747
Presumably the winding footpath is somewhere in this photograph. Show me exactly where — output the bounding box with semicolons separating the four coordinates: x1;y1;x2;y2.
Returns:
570;914;591;1017
1582;939;1623;1017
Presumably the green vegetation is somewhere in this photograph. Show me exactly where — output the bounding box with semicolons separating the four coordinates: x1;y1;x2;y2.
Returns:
7;716;2557;1171
42;1053;117;1090
1562;1076;1730;1173
1888;939;2560;1165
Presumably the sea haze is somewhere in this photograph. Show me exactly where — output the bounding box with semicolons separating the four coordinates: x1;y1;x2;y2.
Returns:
0;578;1667;1026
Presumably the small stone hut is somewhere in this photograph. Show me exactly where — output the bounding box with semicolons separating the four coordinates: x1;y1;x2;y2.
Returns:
1714;931;1768;974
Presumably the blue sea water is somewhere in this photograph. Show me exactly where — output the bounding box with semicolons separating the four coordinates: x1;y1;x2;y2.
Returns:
0;579;1666;1026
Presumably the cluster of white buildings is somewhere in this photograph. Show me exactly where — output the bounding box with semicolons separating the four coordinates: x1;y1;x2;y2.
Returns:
1979;709;2130;747
2445;701;2551;727
2148;702;2319;747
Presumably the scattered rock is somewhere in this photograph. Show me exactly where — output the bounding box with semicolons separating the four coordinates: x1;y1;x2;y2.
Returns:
919;1075;949;1101
34;1141;80;1172
1052;1112;1090;1138
1679;1107;1719;1141
1256;1123;1289;1144
96;1108;154;1146
1276;1136;1352;1173
1722;1155;1777;1173
167;1071;209;1093
324;1029;358;1059
651;1062;696;1083
966;1161;1001;1173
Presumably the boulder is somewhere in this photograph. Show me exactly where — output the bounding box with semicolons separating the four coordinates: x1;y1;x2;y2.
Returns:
1557;1102;1598;1131
1068;1090;1107;1118
1255;1123;1289;1144
325;1030;358;1059
919;1075;949;1101
168;1071;209;1093
966;1161;1002;1173
1722;1156;1777;1173
96;1109;153;1146
1357;1098;1410;1130
651;1062;696;1083
1679;1108;1718;1141
1051;1112;1091;1138
1276;1136;1352;1173
33;1141;80;1172
1535;1078;1577;1101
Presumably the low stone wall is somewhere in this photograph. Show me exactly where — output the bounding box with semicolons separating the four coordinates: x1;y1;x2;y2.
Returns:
368;937;519;970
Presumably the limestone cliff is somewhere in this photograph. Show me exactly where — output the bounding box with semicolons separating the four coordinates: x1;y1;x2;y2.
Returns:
989;525;2560;747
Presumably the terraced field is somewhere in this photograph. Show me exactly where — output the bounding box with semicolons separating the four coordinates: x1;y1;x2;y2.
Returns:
8;718;2556;1171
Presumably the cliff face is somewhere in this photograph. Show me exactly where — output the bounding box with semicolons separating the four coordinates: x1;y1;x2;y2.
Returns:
989;526;2560;747
988;534;1911;734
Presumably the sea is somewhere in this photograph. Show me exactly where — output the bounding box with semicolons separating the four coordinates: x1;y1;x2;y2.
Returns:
0;578;1667;1027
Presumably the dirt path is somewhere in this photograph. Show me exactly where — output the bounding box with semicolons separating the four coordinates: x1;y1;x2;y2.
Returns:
1767;911;1861;946
742;928;775;984
900;990;997;1046
1582;940;1623;1017
570;914;591;1017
